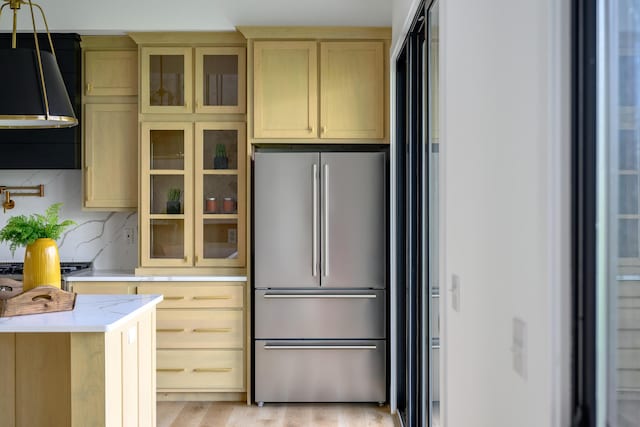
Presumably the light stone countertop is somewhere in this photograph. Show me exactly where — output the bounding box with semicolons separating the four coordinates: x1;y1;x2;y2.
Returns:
63;269;247;282
0;294;162;333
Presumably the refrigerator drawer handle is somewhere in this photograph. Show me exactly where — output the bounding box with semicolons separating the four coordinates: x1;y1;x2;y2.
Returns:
262;294;377;299
263;345;377;350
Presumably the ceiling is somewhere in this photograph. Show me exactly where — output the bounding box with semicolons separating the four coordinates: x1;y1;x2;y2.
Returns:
7;0;392;34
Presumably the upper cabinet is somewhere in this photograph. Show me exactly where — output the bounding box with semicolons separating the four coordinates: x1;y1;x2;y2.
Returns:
243;27;390;142
81;36;138;211
140;45;246;115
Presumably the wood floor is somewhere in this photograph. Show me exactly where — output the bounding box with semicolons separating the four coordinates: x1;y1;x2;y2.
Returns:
157;401;397;427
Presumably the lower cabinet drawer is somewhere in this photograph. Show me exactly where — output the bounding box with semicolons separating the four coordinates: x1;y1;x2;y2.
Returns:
156;309;243;349
254;340;385;403
157;349;244;390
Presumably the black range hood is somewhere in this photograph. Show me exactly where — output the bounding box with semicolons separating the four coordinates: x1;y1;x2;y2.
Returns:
0;33;81;169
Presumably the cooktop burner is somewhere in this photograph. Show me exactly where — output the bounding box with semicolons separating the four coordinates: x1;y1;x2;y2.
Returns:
0;262;92;275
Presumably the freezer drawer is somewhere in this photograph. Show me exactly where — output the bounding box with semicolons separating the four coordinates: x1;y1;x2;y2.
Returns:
254;289;385;339
254;340;386;403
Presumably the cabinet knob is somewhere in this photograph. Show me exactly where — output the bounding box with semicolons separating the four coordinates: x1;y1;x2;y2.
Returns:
86;83;93;94
321;126;327;134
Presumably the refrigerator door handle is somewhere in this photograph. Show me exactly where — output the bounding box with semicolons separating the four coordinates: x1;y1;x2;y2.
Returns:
262;293;377;299
313;163;318;277
323;163;329;278
263;345;377;350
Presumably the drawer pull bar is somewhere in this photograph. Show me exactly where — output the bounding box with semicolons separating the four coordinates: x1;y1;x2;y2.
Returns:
163;296;185;301
263;345;377;350
193;328;232;333
263;294;376;299
193;368;232;373
157;328;185;333
193;295;231;300
157;368;185;373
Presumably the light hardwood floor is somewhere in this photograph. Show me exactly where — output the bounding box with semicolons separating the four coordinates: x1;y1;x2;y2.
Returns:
157;401;397;427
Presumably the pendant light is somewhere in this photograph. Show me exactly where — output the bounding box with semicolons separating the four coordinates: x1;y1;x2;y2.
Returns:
0;0;78;129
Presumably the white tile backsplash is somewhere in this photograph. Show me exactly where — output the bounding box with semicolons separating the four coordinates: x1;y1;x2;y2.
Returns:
0;170;137;270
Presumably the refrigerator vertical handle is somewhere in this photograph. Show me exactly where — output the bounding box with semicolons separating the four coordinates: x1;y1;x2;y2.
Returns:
323;163;329;277
312;164;318;277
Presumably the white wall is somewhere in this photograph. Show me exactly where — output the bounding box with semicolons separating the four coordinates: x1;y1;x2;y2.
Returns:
0;170;137;270
391;0;572;425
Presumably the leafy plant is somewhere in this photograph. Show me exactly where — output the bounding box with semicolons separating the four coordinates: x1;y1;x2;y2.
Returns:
167;188;181;202
215;144;227;158
0;203;75;256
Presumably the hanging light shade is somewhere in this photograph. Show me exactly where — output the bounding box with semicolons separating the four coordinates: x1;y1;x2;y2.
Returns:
0;0;77;129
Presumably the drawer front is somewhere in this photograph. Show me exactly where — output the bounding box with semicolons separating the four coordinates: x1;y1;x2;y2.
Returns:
157;349;244;390
255;340;385;403
71;281;136;294
254;289;385;339
137;283;244;308
156;310;243;349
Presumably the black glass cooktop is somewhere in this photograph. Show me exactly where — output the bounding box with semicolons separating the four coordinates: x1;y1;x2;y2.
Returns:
0;262;92;275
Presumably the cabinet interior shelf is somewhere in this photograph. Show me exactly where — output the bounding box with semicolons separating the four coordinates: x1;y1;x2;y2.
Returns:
202;169;239;175
150;170;187;175
150;214;186;220
202;213;238;220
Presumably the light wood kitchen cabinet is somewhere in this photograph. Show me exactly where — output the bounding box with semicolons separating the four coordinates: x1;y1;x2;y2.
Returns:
70;281;137;294
139;121;246;269
252;39;384;140
82;36;138;211
253;41;317;138
141;46;246;115
137;282;245;393
84;104;138;210
85;50;138;96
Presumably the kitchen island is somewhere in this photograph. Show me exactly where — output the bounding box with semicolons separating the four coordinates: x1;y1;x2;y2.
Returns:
0;294;162;427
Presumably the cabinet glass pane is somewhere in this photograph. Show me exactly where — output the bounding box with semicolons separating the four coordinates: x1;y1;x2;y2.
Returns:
202;55;238;107
620;130;640;170
149;55;185;107
202;175;237;214
151;130;185;170
151;175;184;214
202;129;238;170
151;219;184;259
619;174;639;214
203;219;238;259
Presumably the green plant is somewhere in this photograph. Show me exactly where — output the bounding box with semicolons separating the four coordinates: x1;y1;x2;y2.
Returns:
167;188;181;202
215;144;227;158
0;203;75;256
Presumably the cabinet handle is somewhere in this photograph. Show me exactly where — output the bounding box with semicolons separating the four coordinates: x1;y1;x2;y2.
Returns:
85;166;92;201
264;345;377;350
157;368;185;373
192;295;231;300
193;368;232;373
184;256;188;262
195;255;199;263
321;125;327;134
163;296;185;301
193;328;231;333
263;294;376;299
86;83;92;94
157;328;185;333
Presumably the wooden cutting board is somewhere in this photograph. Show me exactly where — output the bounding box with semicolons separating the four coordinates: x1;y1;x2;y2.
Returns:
0;285;76;317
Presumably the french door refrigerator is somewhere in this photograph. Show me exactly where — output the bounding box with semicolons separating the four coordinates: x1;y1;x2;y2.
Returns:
254;150;387;405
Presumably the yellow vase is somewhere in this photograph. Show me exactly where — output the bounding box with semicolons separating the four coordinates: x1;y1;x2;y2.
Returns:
23;238;61;291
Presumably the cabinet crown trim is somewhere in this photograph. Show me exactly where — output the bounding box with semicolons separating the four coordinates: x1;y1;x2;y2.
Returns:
129;31;246;46
81;35;137;50
238;26;391;40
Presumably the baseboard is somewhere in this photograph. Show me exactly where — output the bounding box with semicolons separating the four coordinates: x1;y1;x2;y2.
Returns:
157;392;247;402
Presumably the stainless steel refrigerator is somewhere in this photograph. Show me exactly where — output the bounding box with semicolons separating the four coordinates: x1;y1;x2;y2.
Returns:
254;150;387;405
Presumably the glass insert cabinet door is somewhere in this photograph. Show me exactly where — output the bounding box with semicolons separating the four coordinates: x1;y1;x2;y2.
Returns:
195;47;246;114
141;47;193;114
140;122;194;266
194;122;245;267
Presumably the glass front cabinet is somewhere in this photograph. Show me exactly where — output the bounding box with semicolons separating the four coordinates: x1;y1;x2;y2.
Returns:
140;122;245;268
141;46;245;114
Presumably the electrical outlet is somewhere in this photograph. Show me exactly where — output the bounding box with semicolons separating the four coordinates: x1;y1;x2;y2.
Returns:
451;274;460;312
512;317;527;379
125;227;135;245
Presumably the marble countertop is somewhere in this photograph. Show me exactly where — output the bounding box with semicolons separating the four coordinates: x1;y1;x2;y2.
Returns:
64;270;247;282
0;294;162;333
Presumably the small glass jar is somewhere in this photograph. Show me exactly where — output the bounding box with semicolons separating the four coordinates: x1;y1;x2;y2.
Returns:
206;197;217;213
223;197;235;213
